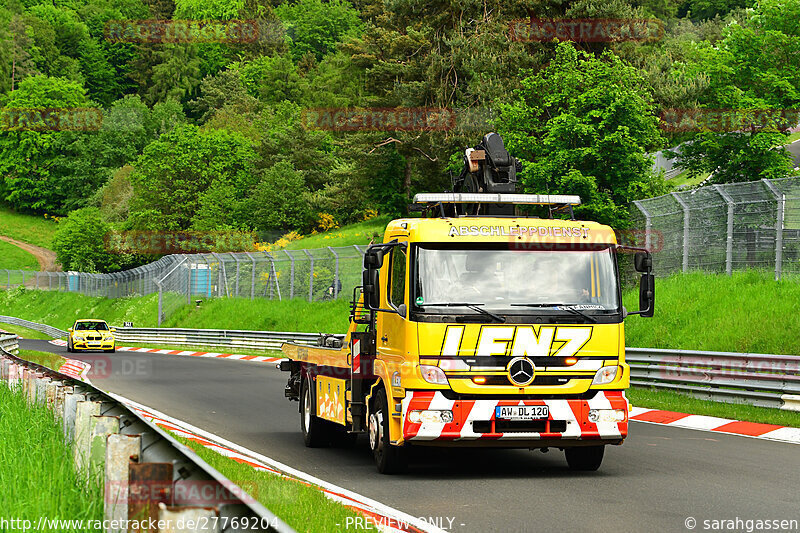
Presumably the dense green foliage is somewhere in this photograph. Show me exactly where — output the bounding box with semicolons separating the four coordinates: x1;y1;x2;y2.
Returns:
1;0;798;272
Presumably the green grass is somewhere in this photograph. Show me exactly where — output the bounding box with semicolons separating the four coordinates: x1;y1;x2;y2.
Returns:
0;288;160;331
787;132;800;144
17;349;66;370
623;270;800;354
668;168;711;189
0;383;104;523
161;296;351;332
628;387;800;428
0;322;54;340
176;436;360;532
0;287;350;332
0;239;39;270
0;207;58;248
276;217;391;250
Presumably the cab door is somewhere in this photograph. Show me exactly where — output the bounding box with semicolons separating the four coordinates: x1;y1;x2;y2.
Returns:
377;239;408;362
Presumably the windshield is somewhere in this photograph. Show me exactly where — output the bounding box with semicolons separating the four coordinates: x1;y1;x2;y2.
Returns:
414;244;619;313
75;321;109;331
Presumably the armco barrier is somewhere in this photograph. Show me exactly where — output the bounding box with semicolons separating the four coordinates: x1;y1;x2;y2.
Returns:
0;315;68;338
0;347;295;533
0;333;19;355
3;315;798;411
113;327;342;351
627;347;800;411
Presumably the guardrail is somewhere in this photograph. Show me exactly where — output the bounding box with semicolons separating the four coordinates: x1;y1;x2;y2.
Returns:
0;333;19;355
0;347;295;532
0;315;68;338
2;315;798;411
114;327;343;351
627;347;800;411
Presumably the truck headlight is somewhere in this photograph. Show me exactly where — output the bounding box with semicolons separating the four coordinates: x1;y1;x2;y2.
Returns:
588;409;626;423
408;410;453;424
419;365;448;385
591;366;619;385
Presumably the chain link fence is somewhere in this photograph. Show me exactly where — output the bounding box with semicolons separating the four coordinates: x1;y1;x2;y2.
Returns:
1;246;368;325
632;177;800;279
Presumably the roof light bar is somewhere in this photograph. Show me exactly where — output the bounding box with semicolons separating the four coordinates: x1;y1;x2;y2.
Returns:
413;193;581;206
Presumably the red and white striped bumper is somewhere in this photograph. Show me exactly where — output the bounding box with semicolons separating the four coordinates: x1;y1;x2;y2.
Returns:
401;390;628;442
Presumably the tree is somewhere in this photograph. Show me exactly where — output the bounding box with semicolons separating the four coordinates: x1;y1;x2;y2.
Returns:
0;75;94;213
248;161;312;231
673;0;800;183
499;42;666;228
127;124;258;230
52;207;131;272
274;0;362;61
147;44;203;105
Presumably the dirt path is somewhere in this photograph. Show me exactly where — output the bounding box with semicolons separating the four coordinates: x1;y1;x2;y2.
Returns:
0;235;60;271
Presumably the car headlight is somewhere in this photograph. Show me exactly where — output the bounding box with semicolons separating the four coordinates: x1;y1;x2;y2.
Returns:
419;365;448;385
73;335;84;341
591;365;619;385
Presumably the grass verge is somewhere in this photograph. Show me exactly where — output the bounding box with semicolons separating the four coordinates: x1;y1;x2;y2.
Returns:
275;217;391;250
0;383;104;522
0;207;58;248
0;287;350;332
176;436;361;532
0;239;39;270
0;322;55;340
628;387;800;428
17;349;66;370
623;270;800;354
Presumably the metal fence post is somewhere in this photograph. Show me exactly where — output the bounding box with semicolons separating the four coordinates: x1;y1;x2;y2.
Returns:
303;250;314;302
632;201;652;251
713;184;735;276
763;179;785;280
233;253;240;297
243;252;256;300
265;252;281;301
328;246;340;299
671;192;690;272
285;250;295;299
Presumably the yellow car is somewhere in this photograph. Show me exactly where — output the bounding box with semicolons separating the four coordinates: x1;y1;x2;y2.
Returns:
67;319;116;353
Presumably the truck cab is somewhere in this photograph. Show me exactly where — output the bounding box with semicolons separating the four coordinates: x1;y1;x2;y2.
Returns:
280;134;654;473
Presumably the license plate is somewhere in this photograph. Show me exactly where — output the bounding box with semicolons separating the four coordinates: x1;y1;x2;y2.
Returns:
495;405;549;420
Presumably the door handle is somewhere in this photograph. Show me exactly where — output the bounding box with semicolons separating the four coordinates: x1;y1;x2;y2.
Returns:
381;335;388;343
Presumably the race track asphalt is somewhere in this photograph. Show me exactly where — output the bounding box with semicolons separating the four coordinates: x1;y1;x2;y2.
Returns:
21;339;799;533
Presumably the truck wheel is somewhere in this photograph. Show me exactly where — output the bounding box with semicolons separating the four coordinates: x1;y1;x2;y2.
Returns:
300;378;332;447
565;445;605;471
369;389;407;474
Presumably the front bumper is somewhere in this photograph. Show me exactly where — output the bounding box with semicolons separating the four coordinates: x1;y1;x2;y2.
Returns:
401;390;628;444
72;339;115;350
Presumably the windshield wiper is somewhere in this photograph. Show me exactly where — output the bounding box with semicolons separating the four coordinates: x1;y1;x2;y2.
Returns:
421;302;506;323
510;303;597;323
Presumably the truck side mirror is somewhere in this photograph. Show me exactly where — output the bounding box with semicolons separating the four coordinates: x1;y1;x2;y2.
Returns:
364;250;385;269
639;273;655;317
634;251;652;273
362;268;380;310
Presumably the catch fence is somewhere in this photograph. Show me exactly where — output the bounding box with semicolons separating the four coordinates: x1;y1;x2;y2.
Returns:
631;177;800;279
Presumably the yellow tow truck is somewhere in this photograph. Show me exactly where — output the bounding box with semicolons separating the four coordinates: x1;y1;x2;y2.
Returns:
280;133;654;473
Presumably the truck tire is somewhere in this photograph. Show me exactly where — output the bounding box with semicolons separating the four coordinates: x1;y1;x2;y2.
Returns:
300;377;334;447
369;389;407;474
565;445;605;471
